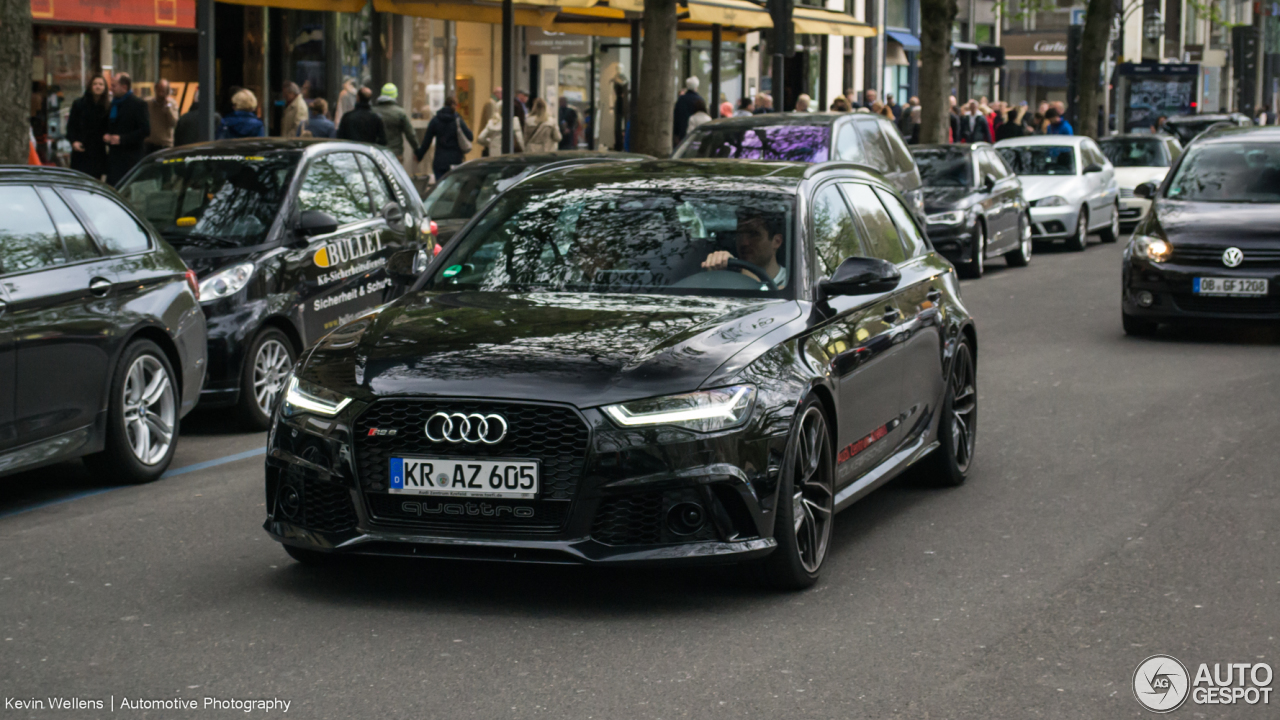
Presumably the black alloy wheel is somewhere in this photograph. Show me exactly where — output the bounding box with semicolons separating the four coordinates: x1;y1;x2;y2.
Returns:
85;339;180;484
927;340;977;487
240;328;296;431
1099;203;1121;243
1006;213;1032;267
761;398;835;590
960;222;986;279
1067;209;1089;252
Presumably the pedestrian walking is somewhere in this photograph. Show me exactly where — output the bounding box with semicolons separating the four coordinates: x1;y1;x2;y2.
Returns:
144;78;179;154
524;97;562;153
372;83;419;162
334;78;357;126
686;98;713;133
476;102;525;156
829;96;850;112
336;87;387;145
104;73;150;186
280;82;308;138
957;100;993;143
752;93;773;114
907;105;923;144
173;89;221;146
719;101;733;119
414;95;473;182
1045;107;1073;135
218;89;266;139
66;74;109;179
672;77;704;144
558;97;579;150
794;94;811;112
295;98;335;138
994;106;1027;141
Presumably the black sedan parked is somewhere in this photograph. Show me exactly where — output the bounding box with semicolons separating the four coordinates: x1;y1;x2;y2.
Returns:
423;151;650;244
911;144;1031;278
264;160;977;588
0;166;206;483
1122;127;1280;334
117;139;432;428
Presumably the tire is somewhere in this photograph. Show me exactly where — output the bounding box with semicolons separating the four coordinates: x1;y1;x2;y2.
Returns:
1099;203;1121;243
958;222;985;279
1005;214;1032;267
923;339;977;487
84;339;180;484
239;327;296;431
1122;312;1158;336
283;544;339;566
759;398;836;590
1067;209;1089;252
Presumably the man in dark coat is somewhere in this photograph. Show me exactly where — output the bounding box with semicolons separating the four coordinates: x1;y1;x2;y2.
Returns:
336;87;387;145
558;97;579;150
104;73;151;186
173;90;221;147
672;77;704;144
957;101;993;143
414;95;473;181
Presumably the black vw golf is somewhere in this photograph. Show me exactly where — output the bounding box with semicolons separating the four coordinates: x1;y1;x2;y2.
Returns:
117;139;431;428
264;160;977;588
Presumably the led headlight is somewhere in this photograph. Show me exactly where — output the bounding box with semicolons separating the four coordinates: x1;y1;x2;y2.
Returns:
926;210;965;225
603;385;756;433
1032;196;1069;207
197;262;254;301
282;376;352;417
1132;234;1171;263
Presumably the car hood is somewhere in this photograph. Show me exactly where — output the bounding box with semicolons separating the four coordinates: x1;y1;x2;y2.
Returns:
921;186;976;212
1019;175;1082;201
1151;200;1280;246
1114;167;1168;190
302;291;802;408
173;245;257;276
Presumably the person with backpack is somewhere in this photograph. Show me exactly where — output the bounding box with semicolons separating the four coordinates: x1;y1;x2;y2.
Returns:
414;95;473;182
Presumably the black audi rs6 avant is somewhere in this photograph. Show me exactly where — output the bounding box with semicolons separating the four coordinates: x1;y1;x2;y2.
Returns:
264;160;978;588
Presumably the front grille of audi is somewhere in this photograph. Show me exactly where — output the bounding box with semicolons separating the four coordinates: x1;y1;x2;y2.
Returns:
352;400;589;535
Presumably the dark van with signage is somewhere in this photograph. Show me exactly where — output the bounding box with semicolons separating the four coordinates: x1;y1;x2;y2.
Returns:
118;139;432;428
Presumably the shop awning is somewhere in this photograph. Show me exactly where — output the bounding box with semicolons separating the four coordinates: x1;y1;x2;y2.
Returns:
374;0;555;25
885;29;920;51
792;6;875;37
218;0;368;11
951;41;978;51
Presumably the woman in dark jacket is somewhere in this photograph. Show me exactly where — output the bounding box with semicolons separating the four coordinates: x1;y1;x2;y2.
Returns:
218;89;266;139
67;75;110;179
994;106;1028;141
415;96;472;181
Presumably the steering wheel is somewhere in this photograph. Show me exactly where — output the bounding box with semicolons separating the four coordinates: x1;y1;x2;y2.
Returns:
725;258;779;292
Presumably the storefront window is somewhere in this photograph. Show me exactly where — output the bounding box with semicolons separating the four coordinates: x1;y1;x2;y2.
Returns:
339;6;373;89
282;11;327;99
1004;60;1067;106
32;27;102;165
885;0;909;30
410;18;448;117
113;33;160;84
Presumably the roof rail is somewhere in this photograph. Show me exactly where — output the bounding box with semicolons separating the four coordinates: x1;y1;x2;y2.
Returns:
801;161;882;179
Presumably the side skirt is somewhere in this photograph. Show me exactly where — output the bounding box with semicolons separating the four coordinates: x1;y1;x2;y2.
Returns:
833;434;941;513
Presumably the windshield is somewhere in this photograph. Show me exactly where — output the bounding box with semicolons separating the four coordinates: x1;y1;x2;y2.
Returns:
118;153;299;248
428;188;794;298
1167;119;1225;143
1165;142;1280;203
423;164;531;220
996;146;1076;176
1099;138;1169;167
676;125;830;162
912;148;971;186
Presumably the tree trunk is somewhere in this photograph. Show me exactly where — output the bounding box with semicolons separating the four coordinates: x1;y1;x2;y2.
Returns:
634;0;677;157
1075;0;1112;139
0;0;33;164
917;0;957;144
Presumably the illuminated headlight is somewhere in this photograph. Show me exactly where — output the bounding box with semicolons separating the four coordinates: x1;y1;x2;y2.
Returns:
603;385;756;433
1031;196;1070;207
926;210;965;225
282;376;352;417
197;262;254;301
1132;234;1172;263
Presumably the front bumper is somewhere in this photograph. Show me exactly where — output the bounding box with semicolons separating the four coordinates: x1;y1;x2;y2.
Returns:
263;397;787;566
1122;256;1280;321
926;225;976;265
1029;205;1079;240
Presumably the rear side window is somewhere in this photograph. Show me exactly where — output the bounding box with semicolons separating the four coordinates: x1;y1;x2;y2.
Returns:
834;122;864;162
875;188;928;259
63;189;151;255
811;183;864;275
37;187;98;262
0;186;65;274
853;121;892;174
357;154;392;212
842;182;906;265
976;150;1000;182
880;119;915;173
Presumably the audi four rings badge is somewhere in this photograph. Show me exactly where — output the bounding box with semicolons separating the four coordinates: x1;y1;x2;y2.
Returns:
424;412;508;444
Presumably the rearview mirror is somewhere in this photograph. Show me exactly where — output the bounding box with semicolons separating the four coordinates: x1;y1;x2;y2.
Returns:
818;257;901;300
1133;181;1158;199
1083;163;1104;174
296;210;338;238
387;247;429;284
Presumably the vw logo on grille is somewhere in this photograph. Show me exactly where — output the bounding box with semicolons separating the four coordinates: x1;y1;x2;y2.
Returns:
424;412;508;445
1222;247;1244;268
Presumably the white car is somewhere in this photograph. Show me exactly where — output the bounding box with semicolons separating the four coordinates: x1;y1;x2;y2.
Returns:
995;135;1121;251
1097;134;1182;228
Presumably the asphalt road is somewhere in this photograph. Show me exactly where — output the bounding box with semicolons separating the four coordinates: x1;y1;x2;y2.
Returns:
2;235;1277;719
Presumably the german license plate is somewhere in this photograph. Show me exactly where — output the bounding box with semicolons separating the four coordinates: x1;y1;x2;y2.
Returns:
389;457;539;498
1193;277;1268;296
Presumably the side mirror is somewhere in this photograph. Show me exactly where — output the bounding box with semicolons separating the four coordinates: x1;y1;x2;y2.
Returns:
296;210;338;238
981;173;997;192
1083;163;1104;174
381;201;404;226
818;256;901;299
1133;181;1158;199
387;247;429;284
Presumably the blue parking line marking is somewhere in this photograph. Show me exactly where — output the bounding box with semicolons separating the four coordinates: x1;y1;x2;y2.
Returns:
0;446;267;519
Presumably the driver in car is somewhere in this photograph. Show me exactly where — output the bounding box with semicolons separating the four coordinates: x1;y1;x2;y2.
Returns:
700;214;787;289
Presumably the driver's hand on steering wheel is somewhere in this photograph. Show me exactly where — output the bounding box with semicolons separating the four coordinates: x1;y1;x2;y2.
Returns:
701;250;734;271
